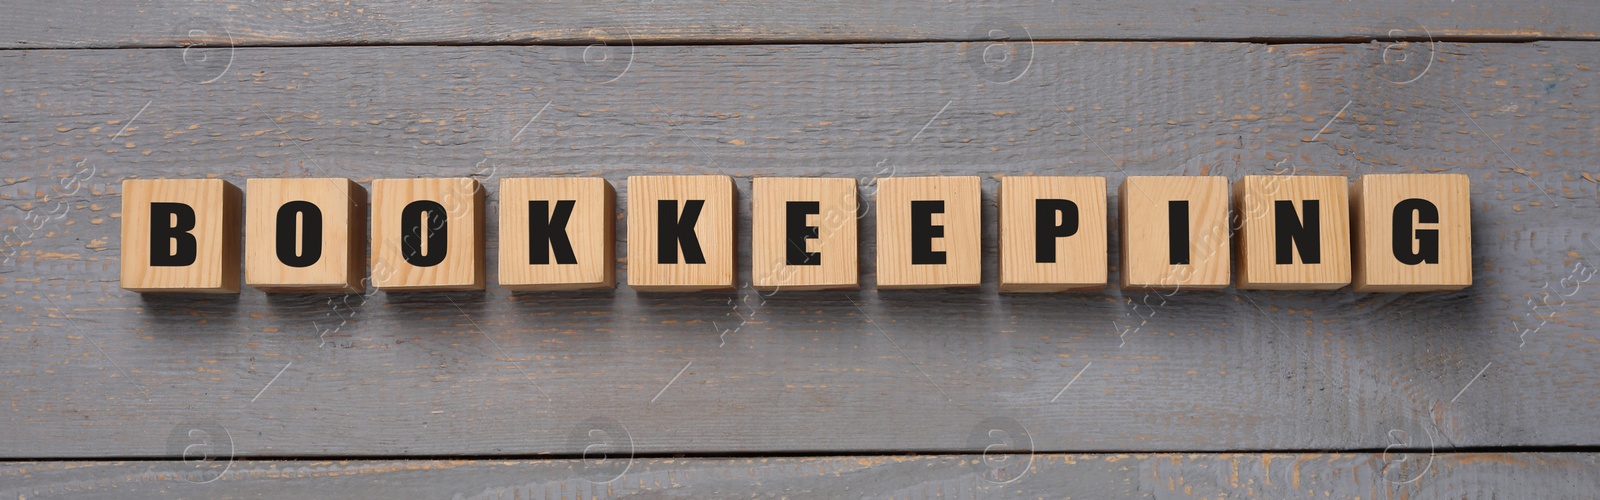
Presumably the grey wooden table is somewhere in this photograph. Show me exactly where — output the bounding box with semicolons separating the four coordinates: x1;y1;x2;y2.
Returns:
2;1;1599;498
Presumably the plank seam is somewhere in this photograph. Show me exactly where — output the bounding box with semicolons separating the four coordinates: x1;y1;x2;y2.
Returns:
3;35;1599;51
12;446;1600;462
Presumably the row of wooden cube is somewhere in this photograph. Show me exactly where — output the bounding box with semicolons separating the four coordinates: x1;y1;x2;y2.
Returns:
120;174;1469;294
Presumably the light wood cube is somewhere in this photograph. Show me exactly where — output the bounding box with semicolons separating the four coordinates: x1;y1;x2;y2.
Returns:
875;176;982;289
751;177;859;291
1234;175;1351;290
497;177;616;291
1351;174;1472;292
120;179;243;293
626;175;736;292
999;176;1108;292
370;178;485;291
1119;176;1230;291
245;178;368;293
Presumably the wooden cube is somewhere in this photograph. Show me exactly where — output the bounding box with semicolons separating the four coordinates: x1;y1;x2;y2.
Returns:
120;179;242;293
999;176;1108;292
1234;175;1351;290
1119;176;1230;291
626;175;736;292
497;177;616;291
751;177;859;291
875;176;982;289
1351;174;1472;292
245;178;368;293
370;178;485;291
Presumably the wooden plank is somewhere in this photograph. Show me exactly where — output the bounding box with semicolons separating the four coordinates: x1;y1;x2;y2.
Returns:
4;453;1599;498
0;41;1598;458
1;0;1597;49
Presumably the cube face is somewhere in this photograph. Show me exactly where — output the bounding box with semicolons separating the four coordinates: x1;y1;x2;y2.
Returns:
245;178;367;293
370;178;485;291
1351;174;1472;292
1119;176;1230;291
120;179;242;293
626;175;736;292
751;177;859;291
1234;175;1351;290
999;176;1108;292
875;176;982;289
497;177;616;291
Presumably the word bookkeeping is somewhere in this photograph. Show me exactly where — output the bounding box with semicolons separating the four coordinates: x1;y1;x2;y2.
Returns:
119;174;1470;294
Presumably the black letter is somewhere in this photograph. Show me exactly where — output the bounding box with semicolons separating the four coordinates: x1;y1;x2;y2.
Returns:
1274;200;1321;264
786;201;821;266
1035;199;1079;263
1167;200;1190;265
658;200;706;264
149;202;197;266
529;200;577;265
1393;198;1439;265
911;200;946;265
275;201;322;268
400;200;448;267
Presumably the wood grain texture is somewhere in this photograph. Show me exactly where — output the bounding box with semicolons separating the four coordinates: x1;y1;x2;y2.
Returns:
999;176;1109;292
626;175;736;292
118;179;241;293
496;177;616;291
0;41;1598;458
1;0;1597;49
876;176;984;289
244;178;367;293
4;453;1598;499
1120;176;1232;290
751;177;859;291
1352;173;1474;292
370;178;486;291
1234;175;1352;290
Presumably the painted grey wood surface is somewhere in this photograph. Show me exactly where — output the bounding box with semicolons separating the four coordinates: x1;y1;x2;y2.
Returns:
5;453;1599;499
1;40;1598;459
2;0;1598;49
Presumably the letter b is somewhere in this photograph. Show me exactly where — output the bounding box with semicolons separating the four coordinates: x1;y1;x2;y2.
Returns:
150;202;198;267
